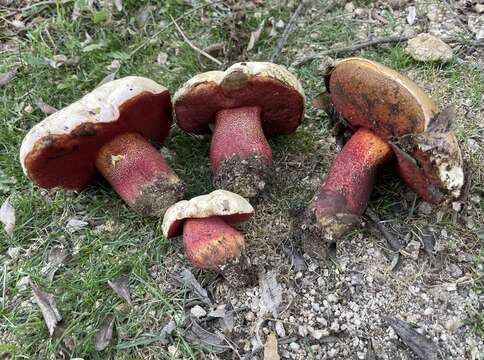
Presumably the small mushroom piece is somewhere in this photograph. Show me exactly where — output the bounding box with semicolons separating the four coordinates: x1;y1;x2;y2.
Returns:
303;58;464;258
173;62;305;198
163;190;255;286
20;77;185;217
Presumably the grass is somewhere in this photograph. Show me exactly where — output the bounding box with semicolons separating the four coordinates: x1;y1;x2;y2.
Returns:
1;0;482;358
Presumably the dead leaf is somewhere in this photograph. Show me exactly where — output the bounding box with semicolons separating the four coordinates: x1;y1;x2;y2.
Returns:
108;275;132;305
34;97;57;115
264;333;280;360
0;67;17;87
45;55;80;68
31;282;62;335
259;271;282;317
97;72;116;87
174;269;212;306
160;319;176;339
384;316;439;360
247;20;265;51
0;196;15;236
43;246;69;282
186;320;230;353
66;218;88;233
107;59;120;71
208;304;235;333
311;92;333;112
93;315;115;351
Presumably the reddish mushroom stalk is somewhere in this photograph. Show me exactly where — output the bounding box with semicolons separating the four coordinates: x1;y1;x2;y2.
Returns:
303;128;394;258
183;216;245;268
95;132;184;217
211;106;272;193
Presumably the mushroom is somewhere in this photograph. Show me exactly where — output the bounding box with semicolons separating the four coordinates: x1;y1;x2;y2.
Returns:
173;62;305;198
163;189;255;286
302;58;464;258
20;76;185;217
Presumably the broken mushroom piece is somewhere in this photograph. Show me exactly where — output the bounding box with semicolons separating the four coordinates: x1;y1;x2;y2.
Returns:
173;62;305;198
303;58;464;258
163;190;255;286
20;77;185;217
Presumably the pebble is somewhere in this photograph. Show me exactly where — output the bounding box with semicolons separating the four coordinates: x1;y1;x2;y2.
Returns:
445;318;462;333
289;342;300;351
448;264;463;278
7;247;20;259
298;325;308;337
190;305;207;318
327;294;338;303
310;329;327;340
406;33;453;63
275;321;286;337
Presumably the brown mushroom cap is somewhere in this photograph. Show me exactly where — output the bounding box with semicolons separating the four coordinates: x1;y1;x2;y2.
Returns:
327;57;464;202
162;190;254;239
20;77;172;190
173;62;305;135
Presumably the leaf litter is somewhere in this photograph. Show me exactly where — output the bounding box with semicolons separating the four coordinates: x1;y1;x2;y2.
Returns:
42;246;69;282
0;67;17;87
173;268;212;306
259;270;282;317
93;315;115;351
31;281;62;336
108;274;132;305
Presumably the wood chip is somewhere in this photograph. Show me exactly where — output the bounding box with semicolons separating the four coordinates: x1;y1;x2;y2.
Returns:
31;282;62;335
93;315;115;351
263;333;280;360
108;275;132;305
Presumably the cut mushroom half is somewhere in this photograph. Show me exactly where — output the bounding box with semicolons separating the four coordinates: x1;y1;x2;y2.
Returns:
173;62;305;198
20;77;185;217
303;57;464;259
163;189;255;287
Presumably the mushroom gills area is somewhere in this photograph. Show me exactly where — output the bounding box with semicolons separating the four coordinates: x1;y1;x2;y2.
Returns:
95;132;185;217
303;128;394;258
211;106;272;198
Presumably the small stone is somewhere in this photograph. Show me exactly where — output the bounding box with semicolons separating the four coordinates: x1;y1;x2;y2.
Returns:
418;201;433;215
330;321;340;332
445;318;462;333
406;33;453;63
448;264;463;278
452;201;462;212
168;345;178;355
7;247;20;259
275;19;285;29
289;342;300;351
310;329;327;340
157;52;168;65
298;325;308;337
423;307;433;316
474;4;484;14
311;303;320;311
275;321;286;337
190;305;207;318
344;2;355;13
354;8;366;17
407;6;416;25
327;294;338;303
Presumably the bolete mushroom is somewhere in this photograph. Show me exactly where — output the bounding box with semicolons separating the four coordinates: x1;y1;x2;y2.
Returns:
173;62;305;198
20;76;185;217
162;189;255;286
302;58;464;258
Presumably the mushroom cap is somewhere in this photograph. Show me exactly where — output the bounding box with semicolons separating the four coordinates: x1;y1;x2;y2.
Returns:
327;57;464;202
20;76;172;190
173;62;305;135
328;57;438;139
162;189;254;239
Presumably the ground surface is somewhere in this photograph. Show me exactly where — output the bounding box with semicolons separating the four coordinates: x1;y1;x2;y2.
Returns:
0;0;482;359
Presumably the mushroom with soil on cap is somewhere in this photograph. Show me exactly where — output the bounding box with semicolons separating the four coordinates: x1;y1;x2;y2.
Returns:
163;189;255;286
301;57;465;259
20;76;185;217
173;62;305;198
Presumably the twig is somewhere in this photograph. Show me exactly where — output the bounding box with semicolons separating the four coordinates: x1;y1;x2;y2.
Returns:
365;207;401;252
271;1;306;61
129;1;221;57
293;35;411;67
170;15;222;66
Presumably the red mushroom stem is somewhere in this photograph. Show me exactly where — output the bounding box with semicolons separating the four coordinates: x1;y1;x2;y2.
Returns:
210;106;272;197
183;216;255;286
303;128;394;258
95;132;184;217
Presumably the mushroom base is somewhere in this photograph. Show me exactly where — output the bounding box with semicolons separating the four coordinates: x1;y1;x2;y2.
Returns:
213;155;271;198
302;128;393;258
95;132;185;217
